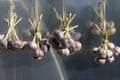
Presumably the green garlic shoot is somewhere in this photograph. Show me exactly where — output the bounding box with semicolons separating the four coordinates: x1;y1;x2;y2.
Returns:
4;0;22;40
54;8;78;38
28;0;45;43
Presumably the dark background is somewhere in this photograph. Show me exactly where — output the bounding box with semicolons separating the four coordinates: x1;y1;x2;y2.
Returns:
0;0;120;80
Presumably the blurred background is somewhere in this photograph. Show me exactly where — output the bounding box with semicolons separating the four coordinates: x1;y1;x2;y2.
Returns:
0;0;120;80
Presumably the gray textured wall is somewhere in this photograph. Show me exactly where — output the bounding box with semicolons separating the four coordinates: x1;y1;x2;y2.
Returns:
0;0;120;80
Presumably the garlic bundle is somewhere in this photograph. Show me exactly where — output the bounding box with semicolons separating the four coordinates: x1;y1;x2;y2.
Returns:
90;0;120;64
26;0;50;60
49;8;82;56
0;0;27;50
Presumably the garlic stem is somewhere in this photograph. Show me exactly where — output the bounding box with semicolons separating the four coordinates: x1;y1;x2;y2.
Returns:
68;25;78;31
28;19;35;30
12;29;19;40
32;35;37;42
62;0;65;20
